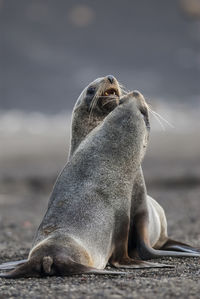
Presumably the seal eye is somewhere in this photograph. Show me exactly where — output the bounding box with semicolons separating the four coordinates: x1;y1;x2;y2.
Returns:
87;86;96;95
141;110;146;119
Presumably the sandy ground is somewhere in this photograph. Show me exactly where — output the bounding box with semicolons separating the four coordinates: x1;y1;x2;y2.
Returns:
0;128;200;298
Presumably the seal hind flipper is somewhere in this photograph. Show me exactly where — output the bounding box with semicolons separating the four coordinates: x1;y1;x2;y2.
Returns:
0;259;27;270
160;238;200;254
136;231;200;259
110;257;172;269
136;239;200;260
0;256;127;279
0;260;41;278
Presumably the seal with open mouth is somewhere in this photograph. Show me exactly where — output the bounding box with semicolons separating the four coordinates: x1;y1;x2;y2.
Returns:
69;75;121;158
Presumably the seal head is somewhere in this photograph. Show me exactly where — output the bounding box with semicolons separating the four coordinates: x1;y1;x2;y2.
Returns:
69;75;122;158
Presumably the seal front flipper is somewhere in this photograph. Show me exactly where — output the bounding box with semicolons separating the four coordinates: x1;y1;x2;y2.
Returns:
110;211;172;269
160;238;200;254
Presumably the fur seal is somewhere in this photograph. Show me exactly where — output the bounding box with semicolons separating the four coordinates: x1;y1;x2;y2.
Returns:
68;76;200;260
0;90;167;279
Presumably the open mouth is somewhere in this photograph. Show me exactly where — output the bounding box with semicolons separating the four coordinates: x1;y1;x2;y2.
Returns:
98;86;120;112
103;88;120;97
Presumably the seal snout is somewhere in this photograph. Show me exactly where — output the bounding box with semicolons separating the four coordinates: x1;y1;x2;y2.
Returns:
97;75;120;108
103;75;120;97
132;90;141;98
119;90;150;129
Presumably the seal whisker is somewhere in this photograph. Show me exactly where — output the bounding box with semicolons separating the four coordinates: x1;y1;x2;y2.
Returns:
89;83;105;112
118;83;125;89
101;99;118;107
146;101;174;129
150;110;174;128
148;109;166;130
118;83;129;94
95;95;118;98
88;92;101;123
89;99;98;119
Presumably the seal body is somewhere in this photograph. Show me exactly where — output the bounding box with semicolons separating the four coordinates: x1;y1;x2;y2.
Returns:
68;77;200;260
0;91;164;278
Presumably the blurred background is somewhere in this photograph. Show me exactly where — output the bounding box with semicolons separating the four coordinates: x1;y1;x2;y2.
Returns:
0;0;200;249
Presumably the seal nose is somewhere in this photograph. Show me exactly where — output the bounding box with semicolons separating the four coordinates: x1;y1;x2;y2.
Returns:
107;75;115;84
132;90;141;97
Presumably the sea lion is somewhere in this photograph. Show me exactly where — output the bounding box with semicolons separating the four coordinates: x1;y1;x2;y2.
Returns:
68;75;200;260
126;91;200;260
0;91;166;278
